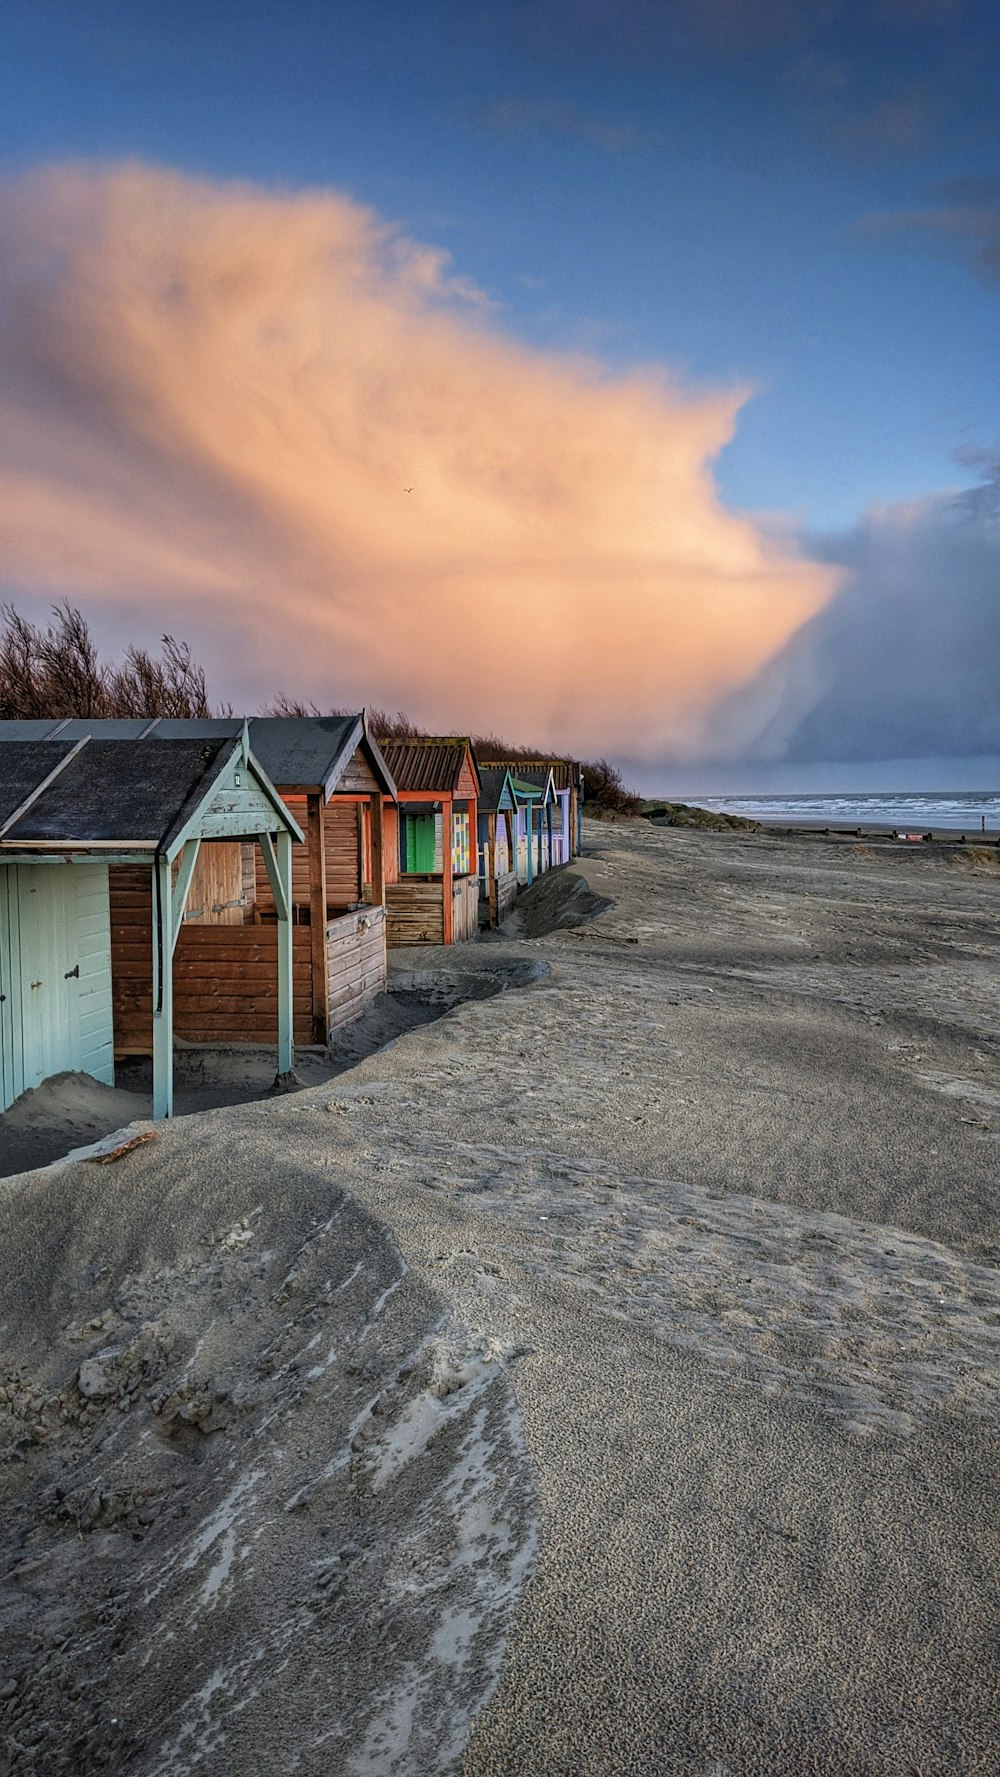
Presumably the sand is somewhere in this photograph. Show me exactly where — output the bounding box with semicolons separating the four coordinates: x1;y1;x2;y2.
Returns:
1;819;998;1774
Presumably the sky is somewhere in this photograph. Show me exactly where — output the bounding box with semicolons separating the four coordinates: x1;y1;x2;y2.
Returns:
0;0;997;790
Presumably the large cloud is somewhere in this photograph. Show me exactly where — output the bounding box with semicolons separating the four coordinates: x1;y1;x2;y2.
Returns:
701;461;1000;767
0;163;832;757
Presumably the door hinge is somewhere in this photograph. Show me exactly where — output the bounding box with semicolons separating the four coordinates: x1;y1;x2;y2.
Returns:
64;964;80;979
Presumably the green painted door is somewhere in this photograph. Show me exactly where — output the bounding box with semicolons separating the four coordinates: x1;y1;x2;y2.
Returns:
405;814;437;873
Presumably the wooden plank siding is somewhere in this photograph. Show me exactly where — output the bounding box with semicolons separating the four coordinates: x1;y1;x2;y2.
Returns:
110;866;315;1052
111;865;386;1052
496;870;518;923
253;796;363;917
325;906;386;1031
452;876;480;944
385;881;444;946
180;842;245;926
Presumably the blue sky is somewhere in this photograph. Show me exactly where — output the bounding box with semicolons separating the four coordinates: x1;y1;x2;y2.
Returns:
1;1;998;784
4;0;997;526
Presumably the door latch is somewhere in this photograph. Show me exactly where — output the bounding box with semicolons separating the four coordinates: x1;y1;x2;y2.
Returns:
64;964;79;979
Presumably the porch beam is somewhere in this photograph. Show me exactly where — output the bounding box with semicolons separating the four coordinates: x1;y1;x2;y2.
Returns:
170;837;201;956
259;832;290;924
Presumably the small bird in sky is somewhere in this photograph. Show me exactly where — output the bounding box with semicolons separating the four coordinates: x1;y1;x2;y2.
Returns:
403;486;414;493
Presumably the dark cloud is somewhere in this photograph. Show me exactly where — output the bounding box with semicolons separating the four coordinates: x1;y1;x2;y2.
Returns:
862;178;1000;283
706;463;1000;766
787;56;936;154
514;0;969;63
464;97;646;153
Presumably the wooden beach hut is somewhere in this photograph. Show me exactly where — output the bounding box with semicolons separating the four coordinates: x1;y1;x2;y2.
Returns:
505;768;558;885
0;715;398;1050
0;730;301;1119
479;757;583;864
475;766;518;928
376;738;481;945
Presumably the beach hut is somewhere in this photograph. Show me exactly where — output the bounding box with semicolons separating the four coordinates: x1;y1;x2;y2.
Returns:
376;738;480;945
475;766;518;928
505;768;558;884
479;757;583;862
0;730;301;1119
0;715;398;1050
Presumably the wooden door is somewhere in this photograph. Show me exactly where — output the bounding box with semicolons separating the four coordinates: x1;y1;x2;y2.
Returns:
0;865;114;1110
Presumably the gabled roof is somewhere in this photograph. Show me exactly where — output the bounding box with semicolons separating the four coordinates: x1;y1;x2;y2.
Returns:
477;756;582;791
476;766;516;813
507;767;557;805
0;735;302;857
377;737;481;797
0;715;398;802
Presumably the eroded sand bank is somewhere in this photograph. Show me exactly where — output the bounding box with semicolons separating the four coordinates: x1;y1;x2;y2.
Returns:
1;819;998;1774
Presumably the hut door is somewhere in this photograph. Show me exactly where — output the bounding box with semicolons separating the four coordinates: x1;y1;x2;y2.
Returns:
0;865;114;1110
405;814;437;874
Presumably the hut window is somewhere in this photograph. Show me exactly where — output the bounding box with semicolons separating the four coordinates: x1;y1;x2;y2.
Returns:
451;811;471;875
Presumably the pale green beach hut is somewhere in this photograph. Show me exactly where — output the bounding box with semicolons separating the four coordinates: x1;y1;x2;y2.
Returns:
0;728;302;1120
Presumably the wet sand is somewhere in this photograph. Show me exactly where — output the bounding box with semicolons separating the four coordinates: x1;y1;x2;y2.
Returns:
1;819;998;1774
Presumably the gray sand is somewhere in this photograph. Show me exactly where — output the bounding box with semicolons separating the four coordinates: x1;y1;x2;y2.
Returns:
2;819;999;1774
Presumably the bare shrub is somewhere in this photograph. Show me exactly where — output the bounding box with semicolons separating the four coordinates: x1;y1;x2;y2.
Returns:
0;602;216;719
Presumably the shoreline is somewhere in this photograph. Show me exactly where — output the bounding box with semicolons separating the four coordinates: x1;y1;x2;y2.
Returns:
749;815;1000;842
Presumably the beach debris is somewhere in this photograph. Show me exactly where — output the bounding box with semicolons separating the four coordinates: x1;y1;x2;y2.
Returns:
85;1132;157;1165
564;927;639;945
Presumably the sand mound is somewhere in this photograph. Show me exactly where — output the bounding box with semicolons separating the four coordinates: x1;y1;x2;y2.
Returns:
500;867;612;938
0;1123;537;1776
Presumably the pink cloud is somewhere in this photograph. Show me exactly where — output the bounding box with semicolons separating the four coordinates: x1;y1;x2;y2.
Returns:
0;162;836;759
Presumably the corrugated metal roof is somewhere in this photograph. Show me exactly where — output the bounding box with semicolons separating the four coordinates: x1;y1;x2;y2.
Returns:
478;756;581;790
378;738;474;795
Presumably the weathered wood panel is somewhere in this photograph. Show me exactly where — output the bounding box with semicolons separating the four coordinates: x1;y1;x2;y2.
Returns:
338;748;379;793
110;866;314;1052
496;871;518;923
251;795;365;918
325;905;386;1033
452;876;480;944
180;842;245;926
385;881;444;946
382;801;400;886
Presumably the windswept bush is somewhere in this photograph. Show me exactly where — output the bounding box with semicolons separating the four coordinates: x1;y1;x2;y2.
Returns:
0;602;214;720
579;756;642;816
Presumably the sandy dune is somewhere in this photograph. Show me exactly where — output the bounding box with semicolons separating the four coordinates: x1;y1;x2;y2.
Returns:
2;819;998;1774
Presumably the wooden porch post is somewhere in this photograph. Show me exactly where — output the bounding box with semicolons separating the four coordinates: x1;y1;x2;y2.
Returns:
260;830;294;1076
442;798;454;944
525;805;533;884
307;793;329;1045
487;813;497;925
370;792;385;906
276;828;294;1075
151;853;173;1119
546;802;553;872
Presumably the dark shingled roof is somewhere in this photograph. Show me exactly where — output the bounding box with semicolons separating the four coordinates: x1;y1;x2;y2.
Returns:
0;742;78;831
476;766;514;813
0;715;396;800
377;739;473;795
0;737;238;850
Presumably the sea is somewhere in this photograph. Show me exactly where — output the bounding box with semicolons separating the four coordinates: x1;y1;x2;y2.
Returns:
696;791;1000;834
